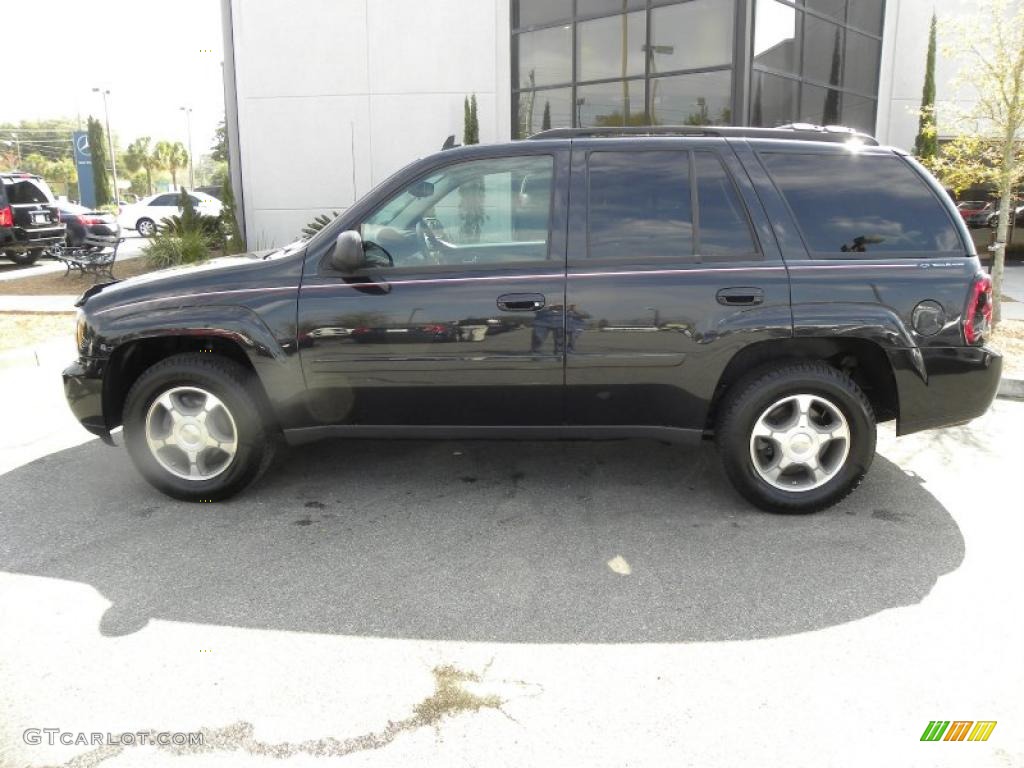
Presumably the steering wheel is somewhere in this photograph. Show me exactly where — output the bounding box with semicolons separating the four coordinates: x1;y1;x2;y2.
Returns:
415;219;443;265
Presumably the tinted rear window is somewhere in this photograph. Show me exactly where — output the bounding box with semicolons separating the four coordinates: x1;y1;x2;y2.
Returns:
3;178;54;205
760;152;962;255
587;151;693;261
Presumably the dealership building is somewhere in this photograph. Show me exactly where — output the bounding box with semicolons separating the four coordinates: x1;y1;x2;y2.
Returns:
220;0;967;247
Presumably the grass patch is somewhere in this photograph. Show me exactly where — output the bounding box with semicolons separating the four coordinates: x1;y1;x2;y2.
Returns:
412;664;503;727
992;318;1024;380
0;258;159;297
0;248;224;297
0;313;75;351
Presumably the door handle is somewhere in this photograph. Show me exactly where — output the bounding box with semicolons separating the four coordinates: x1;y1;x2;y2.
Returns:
716;287;764;306
497;293;546;312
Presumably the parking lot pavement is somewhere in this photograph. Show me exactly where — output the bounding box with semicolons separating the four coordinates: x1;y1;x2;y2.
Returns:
0;398;1021;766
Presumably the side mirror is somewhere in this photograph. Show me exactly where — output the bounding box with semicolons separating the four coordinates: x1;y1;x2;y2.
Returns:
331;230;366;272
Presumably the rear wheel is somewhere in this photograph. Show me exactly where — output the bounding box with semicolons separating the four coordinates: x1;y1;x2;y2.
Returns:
716;361;876;513
8;250;40;266
123;353;275;502
136;218;156;237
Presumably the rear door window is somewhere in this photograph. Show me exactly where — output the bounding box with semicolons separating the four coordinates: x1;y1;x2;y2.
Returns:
587;150;693;261
694;151;760;261
760;152;962;255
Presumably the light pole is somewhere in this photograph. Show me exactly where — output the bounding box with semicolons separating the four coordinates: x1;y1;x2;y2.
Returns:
9;133;21;165
92;88;120;205
643;45;674;124
179;106;194;189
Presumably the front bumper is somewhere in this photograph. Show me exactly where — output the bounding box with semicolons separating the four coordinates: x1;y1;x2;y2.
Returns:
63;358;114;444
893;345;1003;435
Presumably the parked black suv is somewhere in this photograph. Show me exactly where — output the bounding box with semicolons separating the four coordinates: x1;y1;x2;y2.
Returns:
63;126;1002;512
0;172;65;265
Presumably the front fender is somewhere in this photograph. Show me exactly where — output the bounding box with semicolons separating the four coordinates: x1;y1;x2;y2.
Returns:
95;303;304;425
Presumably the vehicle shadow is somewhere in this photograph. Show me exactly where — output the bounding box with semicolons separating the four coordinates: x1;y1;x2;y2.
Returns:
0;437;964;643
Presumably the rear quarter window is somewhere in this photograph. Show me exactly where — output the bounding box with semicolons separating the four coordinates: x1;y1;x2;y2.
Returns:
759;152;962;256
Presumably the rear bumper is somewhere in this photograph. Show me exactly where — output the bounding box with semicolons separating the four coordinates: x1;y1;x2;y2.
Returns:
0;226;65;251
63;358;114;444
892;345;1003;435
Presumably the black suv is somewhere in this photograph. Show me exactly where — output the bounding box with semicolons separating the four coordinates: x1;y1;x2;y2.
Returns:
0;172;65;265
64;126;1002;512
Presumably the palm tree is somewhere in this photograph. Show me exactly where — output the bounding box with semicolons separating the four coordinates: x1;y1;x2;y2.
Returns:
123;137;155;195
151;140;172;188
166;142;189;189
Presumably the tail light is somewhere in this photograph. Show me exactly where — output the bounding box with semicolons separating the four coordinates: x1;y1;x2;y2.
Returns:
81;216;103;226
963;273;993;345
0;206;12;227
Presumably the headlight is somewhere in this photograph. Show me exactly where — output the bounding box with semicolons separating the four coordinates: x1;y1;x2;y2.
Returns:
75;310;87;353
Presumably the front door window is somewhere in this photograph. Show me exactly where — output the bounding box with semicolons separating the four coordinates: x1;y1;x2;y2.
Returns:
360;155;555;269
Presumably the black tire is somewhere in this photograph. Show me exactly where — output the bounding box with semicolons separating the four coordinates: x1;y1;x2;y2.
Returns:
716;361;876;514
122;353;276;502
136;218;156;237
8;250;40;266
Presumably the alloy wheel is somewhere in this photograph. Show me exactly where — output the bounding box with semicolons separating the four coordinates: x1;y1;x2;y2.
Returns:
144;386;239;481
748;393;851;492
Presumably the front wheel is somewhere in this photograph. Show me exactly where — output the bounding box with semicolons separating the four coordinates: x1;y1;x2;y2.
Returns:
123;353;276;501
716;361;876;513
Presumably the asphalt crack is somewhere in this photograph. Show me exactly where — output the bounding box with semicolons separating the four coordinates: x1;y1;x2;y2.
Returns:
43;664;513;767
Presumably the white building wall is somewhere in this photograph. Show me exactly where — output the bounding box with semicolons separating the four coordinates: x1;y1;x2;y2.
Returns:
227;0;993;245
875;0;985;149
227;0;510;248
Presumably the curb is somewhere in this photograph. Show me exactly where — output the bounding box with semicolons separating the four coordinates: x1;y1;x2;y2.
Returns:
997;377;1024;401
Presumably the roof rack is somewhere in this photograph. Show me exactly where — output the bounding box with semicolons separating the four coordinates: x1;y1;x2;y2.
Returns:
527;123;878;145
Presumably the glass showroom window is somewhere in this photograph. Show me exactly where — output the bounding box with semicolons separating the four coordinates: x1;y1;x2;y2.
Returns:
512;0;737;138
750;0;884;135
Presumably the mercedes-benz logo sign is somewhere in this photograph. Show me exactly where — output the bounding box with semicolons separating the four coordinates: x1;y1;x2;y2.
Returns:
76;134;90;157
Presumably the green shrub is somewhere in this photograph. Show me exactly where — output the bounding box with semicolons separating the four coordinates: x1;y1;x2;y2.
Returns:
143;229;211;269
220;177;246;254
302;211;339;239
159;212;223;240
156;188;222;239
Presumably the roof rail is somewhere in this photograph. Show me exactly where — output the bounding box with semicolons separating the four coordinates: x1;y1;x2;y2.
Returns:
527;123;878;145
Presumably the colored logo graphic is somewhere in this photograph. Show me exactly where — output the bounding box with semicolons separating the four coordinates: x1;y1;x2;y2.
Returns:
921;721;997;742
